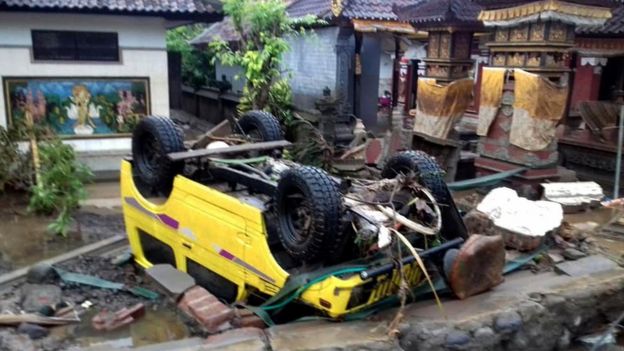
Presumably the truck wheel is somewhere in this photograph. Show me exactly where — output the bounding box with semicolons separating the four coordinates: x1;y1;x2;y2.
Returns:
276;166;346;263
238;111;283;142
132;116;185;196
382;151;468;239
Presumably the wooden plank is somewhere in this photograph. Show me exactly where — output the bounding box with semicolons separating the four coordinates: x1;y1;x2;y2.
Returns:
168;140;292;161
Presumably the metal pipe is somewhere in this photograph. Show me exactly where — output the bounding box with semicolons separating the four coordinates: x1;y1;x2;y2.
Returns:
615;105;624;199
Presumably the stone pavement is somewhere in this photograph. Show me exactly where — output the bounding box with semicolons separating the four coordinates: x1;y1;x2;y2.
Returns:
118;262;624;351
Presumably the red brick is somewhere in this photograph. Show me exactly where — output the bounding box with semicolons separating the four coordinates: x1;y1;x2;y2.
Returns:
177;286;234;333
232;309;267;329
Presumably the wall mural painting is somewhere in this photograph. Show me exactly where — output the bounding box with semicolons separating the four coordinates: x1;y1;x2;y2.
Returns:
4;78;150;137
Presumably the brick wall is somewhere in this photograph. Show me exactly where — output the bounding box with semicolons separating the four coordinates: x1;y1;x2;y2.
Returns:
282;27;340;110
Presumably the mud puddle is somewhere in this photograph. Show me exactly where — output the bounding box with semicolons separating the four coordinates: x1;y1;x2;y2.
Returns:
52;308;189;349
0;192;124;274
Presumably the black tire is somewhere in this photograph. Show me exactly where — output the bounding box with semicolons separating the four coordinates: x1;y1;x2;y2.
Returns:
382;151;468;240
276;166;346;263
238;111;283;142
132;116;185;196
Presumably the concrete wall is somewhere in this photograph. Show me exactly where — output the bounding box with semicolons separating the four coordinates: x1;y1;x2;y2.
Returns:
282;27;339;110
0;12;171;175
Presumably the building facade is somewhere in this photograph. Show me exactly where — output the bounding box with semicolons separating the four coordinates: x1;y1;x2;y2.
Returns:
0;0;221;175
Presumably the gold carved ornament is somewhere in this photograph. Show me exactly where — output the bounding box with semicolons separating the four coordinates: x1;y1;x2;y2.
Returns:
331;0;343;17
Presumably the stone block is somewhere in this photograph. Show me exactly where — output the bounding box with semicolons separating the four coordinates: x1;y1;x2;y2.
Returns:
555;255;620;277
146;264;195;297
178;286;234;333
267;320;399;351
20;284;62;312
203;327;267;351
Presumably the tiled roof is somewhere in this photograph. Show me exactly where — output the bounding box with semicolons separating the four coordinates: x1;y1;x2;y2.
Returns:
287;0;333;19
472;0;621;10
342;0;416;21
395;0;482;26
577;4;624;35
0;0;221;16
287;0;416;21
190;17;240;46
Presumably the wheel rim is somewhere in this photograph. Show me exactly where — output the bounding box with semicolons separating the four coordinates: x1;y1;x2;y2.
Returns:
282;189;313;245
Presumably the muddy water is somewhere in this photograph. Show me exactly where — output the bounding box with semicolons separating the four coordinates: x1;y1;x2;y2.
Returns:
52;308;190;349
0;191;123;273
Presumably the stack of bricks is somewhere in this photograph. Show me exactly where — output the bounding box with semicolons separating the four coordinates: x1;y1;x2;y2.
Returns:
177;286;235;333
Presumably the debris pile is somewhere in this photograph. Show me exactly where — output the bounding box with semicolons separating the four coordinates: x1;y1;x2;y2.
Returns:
471;187;564;251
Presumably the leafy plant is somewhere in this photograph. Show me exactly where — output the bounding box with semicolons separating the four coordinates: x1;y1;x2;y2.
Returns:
167;24;215;90
0;121;37;191
28;138;93;236
210;0;321;125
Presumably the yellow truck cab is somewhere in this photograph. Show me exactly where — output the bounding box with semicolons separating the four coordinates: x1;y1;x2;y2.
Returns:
122;112;468;318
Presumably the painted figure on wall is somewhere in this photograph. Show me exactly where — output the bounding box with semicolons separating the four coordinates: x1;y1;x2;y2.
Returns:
4;78;150;137
66;84;100;135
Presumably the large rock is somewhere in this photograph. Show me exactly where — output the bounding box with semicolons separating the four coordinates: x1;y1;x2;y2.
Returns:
20;284;62;312
448;234;505;299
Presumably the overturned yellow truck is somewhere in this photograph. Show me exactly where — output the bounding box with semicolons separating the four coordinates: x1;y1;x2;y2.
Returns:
121;112;500;319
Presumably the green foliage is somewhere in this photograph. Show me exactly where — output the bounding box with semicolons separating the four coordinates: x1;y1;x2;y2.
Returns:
28;139;93;236
0;126;31;191
210;0;321;123
167;24;215;90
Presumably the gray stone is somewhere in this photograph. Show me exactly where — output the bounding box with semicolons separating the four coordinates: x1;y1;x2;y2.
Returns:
556;328;571;351
562;248;587;260
267;320;399;351
445;330;470;350
20;284;62;312
473;327;495;342
146;264;195;297
26;263;56;284
578;331;616;349
17;323;49;340
0;330;36;351
129;337;203;351
494;311;522;334
203;327;267;351
555;255;620;277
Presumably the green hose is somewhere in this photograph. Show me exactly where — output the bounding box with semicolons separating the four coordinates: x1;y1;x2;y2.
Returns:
261;267;367;311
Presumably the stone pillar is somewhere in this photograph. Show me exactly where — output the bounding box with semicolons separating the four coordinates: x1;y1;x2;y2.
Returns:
358;33;382;129
423;30;474;83
569;56;606;112
335;26;355;116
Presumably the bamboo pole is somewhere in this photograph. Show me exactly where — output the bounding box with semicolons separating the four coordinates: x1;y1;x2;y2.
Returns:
25;110;41;185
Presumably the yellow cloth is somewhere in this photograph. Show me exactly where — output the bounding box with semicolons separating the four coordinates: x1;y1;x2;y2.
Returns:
477;68;506;136
413;78;473;139
510;69;568;151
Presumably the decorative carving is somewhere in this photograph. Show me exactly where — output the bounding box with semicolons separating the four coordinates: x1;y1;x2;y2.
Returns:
510;26;529;42
530;22;545;41
496;29;509;42
427;65;449;77
549;22;566;41
493;54;506;66
428;33;439;58
527;53;541;67
331;0;343;17
439;33;451;59
501;91;514;117
508;52;525;67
